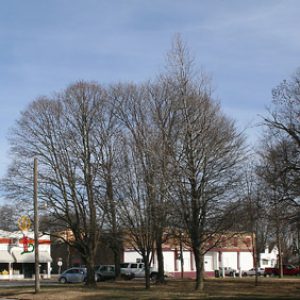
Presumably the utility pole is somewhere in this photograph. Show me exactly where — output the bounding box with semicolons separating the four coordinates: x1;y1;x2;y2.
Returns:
34;158;40;293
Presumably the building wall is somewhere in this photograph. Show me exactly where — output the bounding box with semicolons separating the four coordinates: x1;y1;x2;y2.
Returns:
259;247;278;268
204;252;214;271
221;252;238;269
183;250;193;271
51;232;115;272
164;251;176;272
123;247;253;278
239;252;253;271
121;232;255;278
124;251;141;264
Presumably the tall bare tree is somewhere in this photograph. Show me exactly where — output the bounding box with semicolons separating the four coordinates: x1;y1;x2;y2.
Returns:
145;80;179;284
259;69;300;273
2;81;112;286
163;36;245;290
257;136;297;277
240;162;265;285
93;89;124;278
112;83;164;289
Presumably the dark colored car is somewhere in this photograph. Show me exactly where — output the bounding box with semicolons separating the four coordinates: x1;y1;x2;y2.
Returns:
264;264;300;276
96;265;116;281
58;267;86;283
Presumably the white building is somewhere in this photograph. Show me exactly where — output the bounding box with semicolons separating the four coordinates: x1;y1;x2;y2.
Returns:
123;233;254;278
0;230;52;280
259;246;278;268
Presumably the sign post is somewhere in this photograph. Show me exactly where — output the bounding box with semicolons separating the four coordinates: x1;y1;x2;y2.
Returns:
57;259;63;274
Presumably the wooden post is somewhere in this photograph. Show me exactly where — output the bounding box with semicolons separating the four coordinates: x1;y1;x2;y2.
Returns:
34;158;40;293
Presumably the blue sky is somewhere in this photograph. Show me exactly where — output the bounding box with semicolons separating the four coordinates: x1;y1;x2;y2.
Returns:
1;0;300;183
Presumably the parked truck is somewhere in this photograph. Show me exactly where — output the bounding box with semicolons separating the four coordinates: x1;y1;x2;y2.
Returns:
120;262;158;280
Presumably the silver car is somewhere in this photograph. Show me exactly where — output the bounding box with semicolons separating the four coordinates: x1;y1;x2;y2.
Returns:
219;267;239;276
58;267;86;283
243;267;265;276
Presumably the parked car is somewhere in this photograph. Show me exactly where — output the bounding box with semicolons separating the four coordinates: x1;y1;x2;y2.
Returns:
58;267;86;283
219;267;239;276
95;265;116;281
120;262;158;280
243;267;265;276
264;265;300;276
120;262;144;278
132;266;159;281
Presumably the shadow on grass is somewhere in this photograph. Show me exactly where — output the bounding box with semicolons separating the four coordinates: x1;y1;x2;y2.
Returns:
2;278;300;299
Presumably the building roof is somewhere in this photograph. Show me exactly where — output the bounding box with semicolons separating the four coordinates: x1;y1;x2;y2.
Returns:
0;230;50;241
11;248;52;263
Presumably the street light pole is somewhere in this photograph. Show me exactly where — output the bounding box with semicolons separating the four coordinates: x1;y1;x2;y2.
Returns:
34;158;40;293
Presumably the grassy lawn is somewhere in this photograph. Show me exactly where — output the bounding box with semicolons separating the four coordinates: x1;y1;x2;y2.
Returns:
1;277;300;299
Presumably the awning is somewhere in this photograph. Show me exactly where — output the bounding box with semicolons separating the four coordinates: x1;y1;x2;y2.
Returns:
12;250;52;263
0;250;14;263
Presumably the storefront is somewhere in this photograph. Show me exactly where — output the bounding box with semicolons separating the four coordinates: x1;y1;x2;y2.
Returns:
0;230;52;280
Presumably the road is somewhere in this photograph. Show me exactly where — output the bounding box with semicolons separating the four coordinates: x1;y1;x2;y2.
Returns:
0;278;60;288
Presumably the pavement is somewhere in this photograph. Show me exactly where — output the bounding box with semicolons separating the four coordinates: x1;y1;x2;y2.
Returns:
0;278;59;288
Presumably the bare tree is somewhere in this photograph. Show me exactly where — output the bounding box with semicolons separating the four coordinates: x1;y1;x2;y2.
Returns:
112;83;163;289
260;68;300;272
241;163;265;285
2;81;112;286
146;80;179;284
163;36;245;290
92;89;124;278
256;136;297;277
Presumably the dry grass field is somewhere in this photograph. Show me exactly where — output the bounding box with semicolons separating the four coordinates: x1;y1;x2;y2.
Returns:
1;277;300;300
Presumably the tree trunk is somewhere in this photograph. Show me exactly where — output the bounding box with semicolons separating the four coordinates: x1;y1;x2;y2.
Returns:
85;253;97;287
156;235;165;283
106;168;122;279
252;232;258;286
114;244;121;279
179;233;184;279
278;239;283;278
276;219;283;278
143;255;151;289
193;247;204;291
